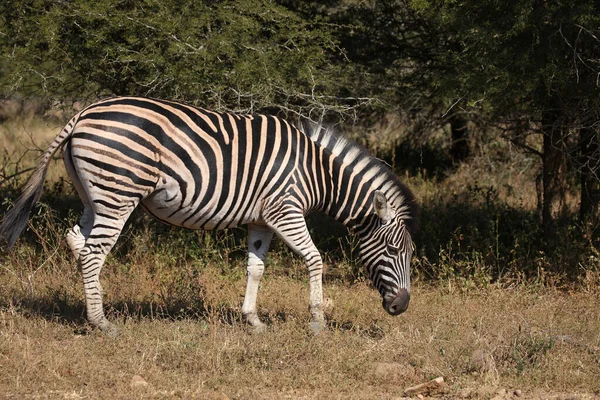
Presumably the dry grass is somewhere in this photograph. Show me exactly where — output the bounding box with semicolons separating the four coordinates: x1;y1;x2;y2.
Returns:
2;116;600;399
0;117;68;185
1;252;600;399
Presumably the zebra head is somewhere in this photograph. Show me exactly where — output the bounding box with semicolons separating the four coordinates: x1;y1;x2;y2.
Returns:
359;190;415;316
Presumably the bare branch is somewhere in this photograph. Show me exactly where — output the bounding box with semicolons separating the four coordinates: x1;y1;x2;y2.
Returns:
0;167;36;188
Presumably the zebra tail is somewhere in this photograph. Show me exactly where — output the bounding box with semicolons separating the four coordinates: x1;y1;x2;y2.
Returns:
0;114;80;250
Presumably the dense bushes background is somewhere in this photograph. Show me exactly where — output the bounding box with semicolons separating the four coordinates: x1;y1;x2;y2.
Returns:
2;0;600;284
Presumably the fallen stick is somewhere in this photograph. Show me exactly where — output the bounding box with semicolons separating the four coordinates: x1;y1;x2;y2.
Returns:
404;377;444;396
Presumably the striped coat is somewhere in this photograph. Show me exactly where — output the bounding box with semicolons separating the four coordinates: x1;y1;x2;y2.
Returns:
0;97;418;335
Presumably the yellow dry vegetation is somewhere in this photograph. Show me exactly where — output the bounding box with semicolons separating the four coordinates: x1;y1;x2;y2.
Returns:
1;265;599;399
1;116;600;399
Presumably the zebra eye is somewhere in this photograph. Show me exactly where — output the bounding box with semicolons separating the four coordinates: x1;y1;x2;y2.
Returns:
386;244;400;255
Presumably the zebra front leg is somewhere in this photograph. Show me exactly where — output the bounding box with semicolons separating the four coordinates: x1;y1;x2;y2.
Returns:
306;249;325;334
264;208;326;334
241;224;273;332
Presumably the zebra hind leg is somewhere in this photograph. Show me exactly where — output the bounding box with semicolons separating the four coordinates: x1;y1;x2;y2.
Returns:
78;206;136;337
66;205;94;261
241;224;273;333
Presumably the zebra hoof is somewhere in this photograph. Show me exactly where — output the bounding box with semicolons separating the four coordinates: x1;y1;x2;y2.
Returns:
99;322;119;338
244;313;267;333
105;325;120;338
310;320;327;336
249;322;268;334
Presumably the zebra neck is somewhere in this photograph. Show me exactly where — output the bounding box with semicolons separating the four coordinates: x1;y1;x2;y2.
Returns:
318;155;413;233
320;157;380;231
324;187;376;231
302;124;413;232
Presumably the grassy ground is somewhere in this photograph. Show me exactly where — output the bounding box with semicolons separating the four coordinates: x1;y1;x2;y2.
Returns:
1;267;599;399
1;116;600;399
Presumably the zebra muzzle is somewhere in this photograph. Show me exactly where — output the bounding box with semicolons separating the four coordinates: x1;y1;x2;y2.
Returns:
383;288;410;316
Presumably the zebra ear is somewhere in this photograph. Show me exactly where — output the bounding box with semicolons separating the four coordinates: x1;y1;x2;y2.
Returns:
373;190;393;223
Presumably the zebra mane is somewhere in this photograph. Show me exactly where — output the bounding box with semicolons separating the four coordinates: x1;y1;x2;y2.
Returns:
301;122;419;233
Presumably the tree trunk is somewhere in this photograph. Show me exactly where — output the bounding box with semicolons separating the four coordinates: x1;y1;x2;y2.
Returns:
580;125;599;223
542;108;568;248
535;173;543;226
450;115;469;164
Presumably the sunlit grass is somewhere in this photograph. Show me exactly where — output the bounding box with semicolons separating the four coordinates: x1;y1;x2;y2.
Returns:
2;115;600;398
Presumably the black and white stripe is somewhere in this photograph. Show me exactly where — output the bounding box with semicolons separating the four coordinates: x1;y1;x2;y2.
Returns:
0;96;418;334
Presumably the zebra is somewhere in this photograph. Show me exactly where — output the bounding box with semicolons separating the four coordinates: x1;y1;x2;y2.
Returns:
0;97;418;335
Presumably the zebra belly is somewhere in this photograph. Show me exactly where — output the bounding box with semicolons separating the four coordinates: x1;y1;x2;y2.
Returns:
141;175;260;230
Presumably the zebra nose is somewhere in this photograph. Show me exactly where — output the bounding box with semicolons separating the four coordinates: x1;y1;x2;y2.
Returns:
384;288;410;316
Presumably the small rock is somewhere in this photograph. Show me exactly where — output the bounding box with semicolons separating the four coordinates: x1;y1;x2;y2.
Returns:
130;375;149;388
514;389;523;397
404;377;444;396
